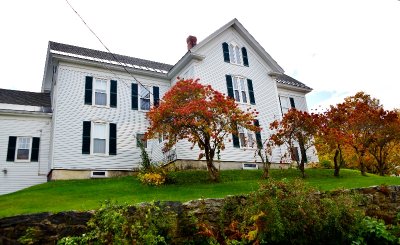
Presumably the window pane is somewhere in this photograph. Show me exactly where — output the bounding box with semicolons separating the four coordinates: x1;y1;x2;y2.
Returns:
242;91;247;103
235;46;241;64
93;124;106;139
17;149;30;160
140;98;150;110
239;133;246;147
140;85;150;99
248;133;254;148
95;92;107;105
96;79;107;91
229;45;235;63
93;139;106;153
234;91;240;102
232;77;238;89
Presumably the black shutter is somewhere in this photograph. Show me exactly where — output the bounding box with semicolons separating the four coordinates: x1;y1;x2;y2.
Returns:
153;86;160;107
226;75;234;99
289;97;296;108
247;79;256;105
31;137;40;162
132;83;138;110
222;42;230;62
278;95;284;116
254;120;263;149
242;47;249;66
110;80;117;108
232;134;240;148
82;121;91;154
6;136;17;161
109;123;117;155
84;76;93;105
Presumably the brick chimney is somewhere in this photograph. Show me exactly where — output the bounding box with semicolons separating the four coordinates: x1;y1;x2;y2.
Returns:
186;35;197;50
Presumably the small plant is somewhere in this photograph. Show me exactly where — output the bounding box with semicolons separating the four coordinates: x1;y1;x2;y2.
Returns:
353;216;398;244
137;139;167;186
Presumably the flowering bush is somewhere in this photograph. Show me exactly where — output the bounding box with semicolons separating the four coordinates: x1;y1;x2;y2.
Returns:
138;171;166;186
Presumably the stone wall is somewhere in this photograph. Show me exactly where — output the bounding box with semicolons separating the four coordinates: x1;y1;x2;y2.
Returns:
1;185;399;244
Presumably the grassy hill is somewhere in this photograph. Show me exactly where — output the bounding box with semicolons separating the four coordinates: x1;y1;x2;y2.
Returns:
1;169;399;218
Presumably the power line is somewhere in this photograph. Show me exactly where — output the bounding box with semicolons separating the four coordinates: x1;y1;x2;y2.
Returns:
64;0;156;98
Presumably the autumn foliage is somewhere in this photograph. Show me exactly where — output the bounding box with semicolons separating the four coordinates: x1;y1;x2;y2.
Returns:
269;109;318;178
146;79;259;181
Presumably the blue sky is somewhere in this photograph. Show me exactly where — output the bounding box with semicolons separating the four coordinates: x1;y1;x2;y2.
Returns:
0;0;399;110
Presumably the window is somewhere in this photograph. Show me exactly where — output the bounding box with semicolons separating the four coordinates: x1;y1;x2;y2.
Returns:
229;43;242;65
139;85;151;111
93;123;107;154
232;76;248;103
222;42;249;66
137;133;147;148
16;137;31;161
279;96;295;115
82;122;117;155
94;79;108;106
238;126;255;148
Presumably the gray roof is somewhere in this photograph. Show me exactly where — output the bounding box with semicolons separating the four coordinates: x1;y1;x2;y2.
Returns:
0;89;51;107
49;41;173;73
269;72;312;91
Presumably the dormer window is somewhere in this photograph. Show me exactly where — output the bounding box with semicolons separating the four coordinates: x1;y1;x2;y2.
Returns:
222;42;249;67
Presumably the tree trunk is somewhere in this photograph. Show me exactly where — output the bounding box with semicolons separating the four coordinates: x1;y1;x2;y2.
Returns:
299;142;307;178
258;149;270;179
204;144;219;182
333;148;340;177
359;159;367;176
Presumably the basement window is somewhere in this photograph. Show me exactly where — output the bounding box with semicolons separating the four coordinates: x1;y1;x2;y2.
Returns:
91;171;108;178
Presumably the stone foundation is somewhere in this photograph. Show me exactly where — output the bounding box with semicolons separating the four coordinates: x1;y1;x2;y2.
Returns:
49;169;136;180
166;159;289;171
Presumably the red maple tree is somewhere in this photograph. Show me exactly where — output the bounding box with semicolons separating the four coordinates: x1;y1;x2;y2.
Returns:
146;79;259;181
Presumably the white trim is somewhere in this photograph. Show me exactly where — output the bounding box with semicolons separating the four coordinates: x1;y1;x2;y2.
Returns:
91;122;109;156
15;137;32;163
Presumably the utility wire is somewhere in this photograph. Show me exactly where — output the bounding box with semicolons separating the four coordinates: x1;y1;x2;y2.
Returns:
65;0;156;98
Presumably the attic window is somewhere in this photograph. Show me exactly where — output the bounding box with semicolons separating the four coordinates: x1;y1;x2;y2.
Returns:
229;43;242;65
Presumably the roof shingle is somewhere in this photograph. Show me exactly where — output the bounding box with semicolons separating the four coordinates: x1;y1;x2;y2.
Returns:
49;41;173;73
0;89;51;108
269;72;312;91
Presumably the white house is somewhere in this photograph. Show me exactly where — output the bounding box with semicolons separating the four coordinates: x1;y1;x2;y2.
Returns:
0;19;316;195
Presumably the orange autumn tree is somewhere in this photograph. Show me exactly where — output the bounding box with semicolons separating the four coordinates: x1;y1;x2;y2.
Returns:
146;79;259;182
270;109;318;178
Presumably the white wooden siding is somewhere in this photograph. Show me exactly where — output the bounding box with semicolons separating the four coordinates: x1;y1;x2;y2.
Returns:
170;27;286;163
51;63;170;170
0;115;51;195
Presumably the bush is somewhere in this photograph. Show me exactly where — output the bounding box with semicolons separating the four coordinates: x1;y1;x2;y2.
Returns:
138;171;166;186
58;201;178;245
215;179;365;244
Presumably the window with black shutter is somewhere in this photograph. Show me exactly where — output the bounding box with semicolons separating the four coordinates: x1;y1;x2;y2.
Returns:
289;97;296;108
222;42;230;62
110;80;117;108
84;76;93;105
132;83;138;110
31;137;40;162
232;134;240;148
247;79;256;104
109;123;117;155
82;121;91;154
153;86;160;107
6;136;17;161
242;47;249;66
254;120;262;149
226;75;234;99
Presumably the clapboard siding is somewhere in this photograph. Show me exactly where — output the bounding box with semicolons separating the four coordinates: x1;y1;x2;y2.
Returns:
171;27;283;163
0;115;51;195
52;63;170;170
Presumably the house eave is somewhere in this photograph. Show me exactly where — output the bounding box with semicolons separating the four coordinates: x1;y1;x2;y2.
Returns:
0;109;52;118
51;53;170;80
276;83;313;94
167;52;205;79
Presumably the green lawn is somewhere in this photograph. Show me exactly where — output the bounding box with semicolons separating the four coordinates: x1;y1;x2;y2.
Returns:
0;169;399;218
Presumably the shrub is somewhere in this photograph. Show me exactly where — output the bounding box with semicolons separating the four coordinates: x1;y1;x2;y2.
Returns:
58;201;178;245
216;179;365;244
138;171;166;186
